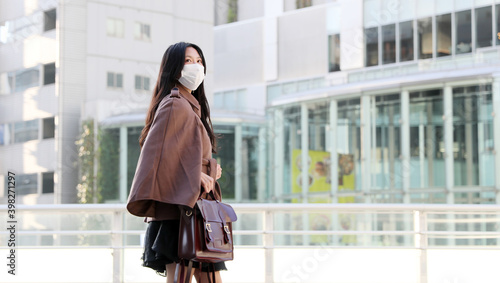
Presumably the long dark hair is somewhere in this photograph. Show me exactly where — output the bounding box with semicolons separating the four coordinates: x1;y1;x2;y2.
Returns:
139;42;217;153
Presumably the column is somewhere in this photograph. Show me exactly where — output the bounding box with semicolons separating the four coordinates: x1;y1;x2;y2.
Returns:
444;85;454;204
361;95;372;246
444;85;455;246
493;75;500;204
119;126;127;203
301;104;309;203
263;0;281;81
330;100;339;245
235;125;243;202
301;104;309;245
258;126;267;202
273;109;284;201
388;103;396;191
401;90;410;203
401;90;411;245
361;96;371;202
330;100;339;203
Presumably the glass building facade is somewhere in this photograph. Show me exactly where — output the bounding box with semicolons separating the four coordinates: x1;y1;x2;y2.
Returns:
97;121;265;204
268;82;499;205
88;0;500;207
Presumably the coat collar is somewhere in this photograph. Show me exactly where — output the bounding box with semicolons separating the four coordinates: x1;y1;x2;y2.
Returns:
176;85;201;118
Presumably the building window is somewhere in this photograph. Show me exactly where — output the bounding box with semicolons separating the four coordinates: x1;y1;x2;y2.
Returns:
99;128;120;201
214;0;238;25
15;67;39;92
382;24;396;64
302;103;331;200
0;72;13;94
296;0;312;9
134;75;150;91
475;6;492;48
241;126;260;201
399;21;414;62
372;94;401;192
227;0;238;23
127;127;142;193
13;119;38;143
107;72;123;88
42;117;55;139
10;173;37;195
0;124;5;145
409;90;444;189
134;22;151;41
496;4;500;45
337;98;362;196
436;14;451;57
212;124;262;202
42;172;54;193
418;17;433;59
1;67;40;94
106;18;124;38
43;9;56;32
452;86;494;187
213;89;246;111
0;124;11;145
365;27;379;66
282;107;302;196
328;34;341;72
213;125;236;199
43;62;55;85
456;10;472;54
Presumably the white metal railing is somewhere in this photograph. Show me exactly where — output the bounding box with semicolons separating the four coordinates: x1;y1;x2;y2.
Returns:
1;203;500;283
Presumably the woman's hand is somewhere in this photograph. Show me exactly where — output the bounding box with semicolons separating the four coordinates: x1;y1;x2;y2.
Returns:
216;164;222;180
200;172;214;193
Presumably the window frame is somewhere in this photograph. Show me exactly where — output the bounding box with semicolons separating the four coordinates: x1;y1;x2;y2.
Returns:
436;13;452;57
382;24;397;64
365;26;380;67
328;33;341;72
42;117;55;139
455;9;472;55
107;72;123;89
134;75;150;91
43;8;57;32
43;62;56;85
475;6;493;49
134;22;151;41
417;17;434;59
42;171;55;194
106;18;124;38
399;20;415;62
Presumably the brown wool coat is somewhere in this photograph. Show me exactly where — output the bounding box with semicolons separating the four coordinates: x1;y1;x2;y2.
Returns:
127;87;219;221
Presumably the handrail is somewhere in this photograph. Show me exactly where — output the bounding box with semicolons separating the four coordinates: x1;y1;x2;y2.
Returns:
1;203;499;283
2;202;500;212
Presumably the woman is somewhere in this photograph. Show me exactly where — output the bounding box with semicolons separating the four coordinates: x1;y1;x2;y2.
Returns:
127;42;225;283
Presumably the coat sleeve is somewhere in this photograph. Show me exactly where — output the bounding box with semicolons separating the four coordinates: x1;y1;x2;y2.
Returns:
127;95;203;218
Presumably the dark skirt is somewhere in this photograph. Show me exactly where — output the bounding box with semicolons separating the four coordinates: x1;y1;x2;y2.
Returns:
142;220;227;276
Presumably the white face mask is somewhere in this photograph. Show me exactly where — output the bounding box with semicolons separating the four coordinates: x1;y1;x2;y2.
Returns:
178;63;205;91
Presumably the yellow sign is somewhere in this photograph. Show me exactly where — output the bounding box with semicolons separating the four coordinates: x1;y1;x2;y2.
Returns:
291;150;357;244
291;149;355;198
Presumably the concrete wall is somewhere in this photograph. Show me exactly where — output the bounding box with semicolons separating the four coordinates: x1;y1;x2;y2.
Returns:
214;19;264;88
238;0;265;21
278;6;328;80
